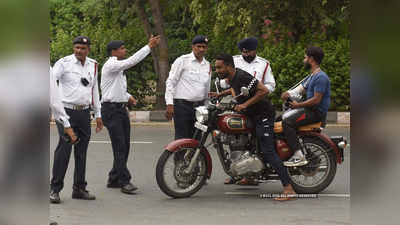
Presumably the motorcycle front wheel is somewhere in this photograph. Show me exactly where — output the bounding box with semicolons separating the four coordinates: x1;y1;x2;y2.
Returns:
156;148;208;198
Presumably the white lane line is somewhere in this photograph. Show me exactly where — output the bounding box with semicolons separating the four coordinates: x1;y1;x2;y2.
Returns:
90;141;153;144
224;192;259;196
224;192;350;198
326;124;350;128
318;194;350;198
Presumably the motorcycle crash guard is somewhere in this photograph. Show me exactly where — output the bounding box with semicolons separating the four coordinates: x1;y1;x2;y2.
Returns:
164;138;213;178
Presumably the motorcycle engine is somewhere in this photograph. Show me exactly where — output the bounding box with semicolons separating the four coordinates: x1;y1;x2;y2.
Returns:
220;133;249;151
229;151;265;177
218;133;265;176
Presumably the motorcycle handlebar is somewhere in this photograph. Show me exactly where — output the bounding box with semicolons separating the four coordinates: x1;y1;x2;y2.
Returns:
207;95;243;112
283;97;293;109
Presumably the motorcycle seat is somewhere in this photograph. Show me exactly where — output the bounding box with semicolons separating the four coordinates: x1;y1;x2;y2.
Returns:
273;121;322;133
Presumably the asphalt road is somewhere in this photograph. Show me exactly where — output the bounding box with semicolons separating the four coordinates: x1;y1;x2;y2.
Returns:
50;124;350;225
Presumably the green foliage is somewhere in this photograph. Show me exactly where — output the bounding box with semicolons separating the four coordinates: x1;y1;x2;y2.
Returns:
50;0;350;111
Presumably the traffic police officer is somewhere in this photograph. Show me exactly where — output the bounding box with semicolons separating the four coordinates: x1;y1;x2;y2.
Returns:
165;35;212;139
101;35;160;194
50;36;103;203
233;37;275;92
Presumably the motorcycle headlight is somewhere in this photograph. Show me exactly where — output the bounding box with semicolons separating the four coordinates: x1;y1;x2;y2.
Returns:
195;106;209;123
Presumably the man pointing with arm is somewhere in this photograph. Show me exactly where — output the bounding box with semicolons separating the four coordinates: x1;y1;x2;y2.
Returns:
101;35;160;195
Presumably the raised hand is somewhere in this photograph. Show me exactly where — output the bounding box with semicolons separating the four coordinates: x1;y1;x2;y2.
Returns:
148;35;161;48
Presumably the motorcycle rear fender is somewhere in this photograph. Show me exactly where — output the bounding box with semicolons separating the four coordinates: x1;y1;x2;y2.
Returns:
299;132;343;164
164;138;213;178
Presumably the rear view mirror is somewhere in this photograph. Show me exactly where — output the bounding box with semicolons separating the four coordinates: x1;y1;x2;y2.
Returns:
240;87;249;96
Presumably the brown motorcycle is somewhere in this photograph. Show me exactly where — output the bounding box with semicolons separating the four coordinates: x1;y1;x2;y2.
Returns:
156;87;347;198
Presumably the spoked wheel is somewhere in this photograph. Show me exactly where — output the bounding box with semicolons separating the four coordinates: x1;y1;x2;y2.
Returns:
288;137;337;194
156;147;208;198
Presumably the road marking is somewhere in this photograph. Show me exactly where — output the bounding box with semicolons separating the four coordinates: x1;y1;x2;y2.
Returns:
318;194;350;198
326;124;350;128
90;141;153;144
224;192;350;198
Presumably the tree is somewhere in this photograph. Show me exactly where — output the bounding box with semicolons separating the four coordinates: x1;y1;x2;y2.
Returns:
136;0;169;110
50;0;350;110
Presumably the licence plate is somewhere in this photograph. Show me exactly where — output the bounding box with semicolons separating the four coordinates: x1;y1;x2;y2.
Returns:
195;122;208;132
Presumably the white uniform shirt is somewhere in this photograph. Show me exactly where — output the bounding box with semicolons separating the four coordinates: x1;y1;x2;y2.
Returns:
101;45;151;103
233;55;275;93
165;52;211;105
52;54;101;118
50;67;70;127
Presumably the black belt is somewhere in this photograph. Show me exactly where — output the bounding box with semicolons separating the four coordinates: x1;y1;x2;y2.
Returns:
102;102;128;108
173;99;204;107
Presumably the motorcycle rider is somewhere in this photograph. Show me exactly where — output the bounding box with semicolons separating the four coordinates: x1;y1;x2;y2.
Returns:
222;37;276;186
281;46;331;167
212;53;296;201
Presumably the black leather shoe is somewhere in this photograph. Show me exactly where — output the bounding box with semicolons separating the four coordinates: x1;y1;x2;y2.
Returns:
121;183;138;195
50;191;60;204
50;220;58;225
107;182;122;188
72;189;96;200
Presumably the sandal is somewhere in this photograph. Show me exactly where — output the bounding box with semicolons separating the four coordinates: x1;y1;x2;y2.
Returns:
236;178;259;186
224;177;237;185
274;190;296;201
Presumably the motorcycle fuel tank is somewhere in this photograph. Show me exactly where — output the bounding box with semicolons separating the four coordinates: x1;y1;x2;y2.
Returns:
217;113;253;134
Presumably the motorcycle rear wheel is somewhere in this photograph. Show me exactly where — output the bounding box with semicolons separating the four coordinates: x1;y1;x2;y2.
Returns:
288;137;337;194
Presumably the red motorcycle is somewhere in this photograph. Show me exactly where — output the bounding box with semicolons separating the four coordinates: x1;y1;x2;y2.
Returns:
156;87;347;198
